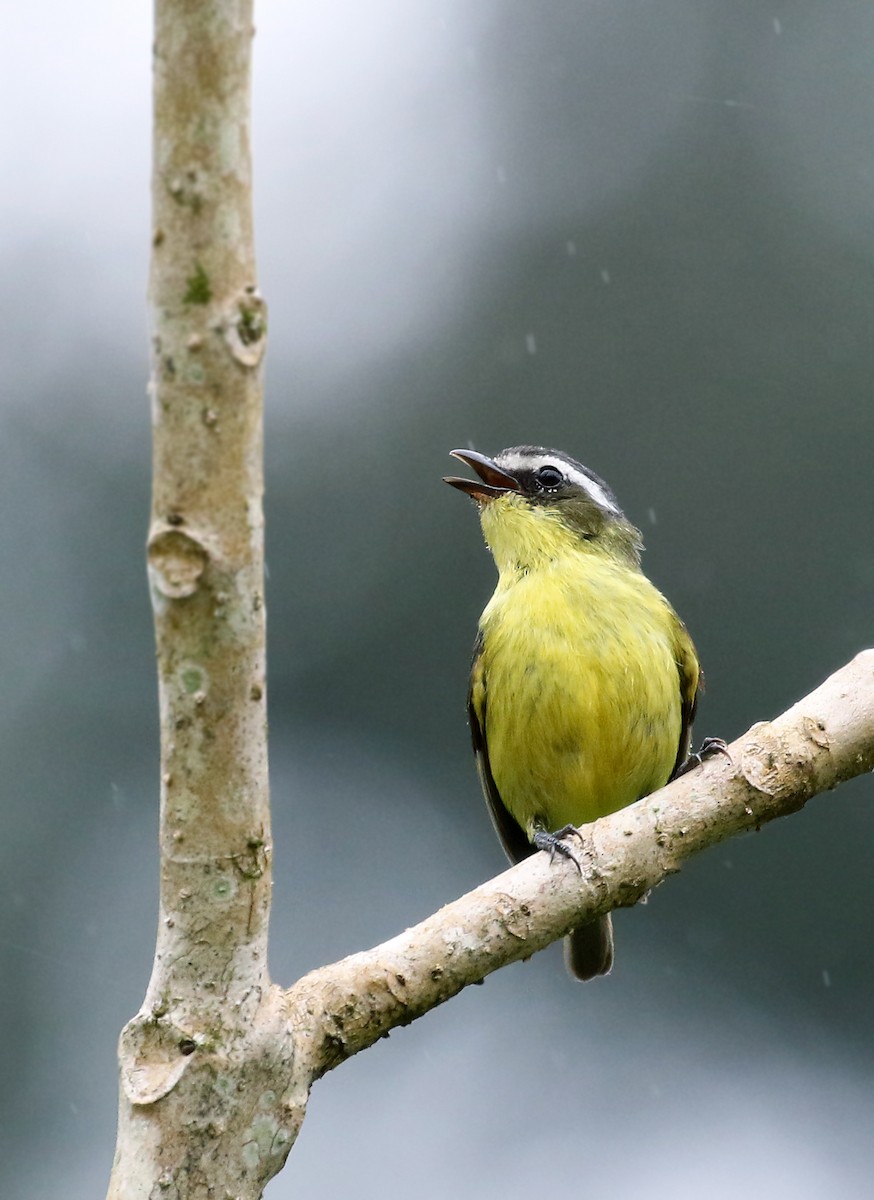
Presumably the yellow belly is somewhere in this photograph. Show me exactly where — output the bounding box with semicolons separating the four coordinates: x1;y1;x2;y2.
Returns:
479;555;682;838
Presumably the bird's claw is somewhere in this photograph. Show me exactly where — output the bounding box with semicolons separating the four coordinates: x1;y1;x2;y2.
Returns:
674;736;731;778
533;825;585;873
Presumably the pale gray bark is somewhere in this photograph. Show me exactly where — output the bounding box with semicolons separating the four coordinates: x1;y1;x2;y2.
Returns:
107;2;285;1197
287;650;874;1082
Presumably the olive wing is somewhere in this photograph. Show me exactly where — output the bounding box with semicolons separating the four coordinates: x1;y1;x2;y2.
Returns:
467;633;533;866
671;621;702;780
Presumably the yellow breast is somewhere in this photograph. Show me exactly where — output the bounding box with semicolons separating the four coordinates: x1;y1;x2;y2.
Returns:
478;551;683;838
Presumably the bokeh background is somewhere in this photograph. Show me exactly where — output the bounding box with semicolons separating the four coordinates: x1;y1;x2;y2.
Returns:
2;2;873;1197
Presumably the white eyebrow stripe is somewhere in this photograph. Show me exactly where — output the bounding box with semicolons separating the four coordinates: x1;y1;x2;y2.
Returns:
569;471;619;513
492;451;531;475
496;452;619;513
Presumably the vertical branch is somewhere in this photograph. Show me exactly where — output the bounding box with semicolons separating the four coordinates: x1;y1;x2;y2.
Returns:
109;4;296;1197
146;0;268;1021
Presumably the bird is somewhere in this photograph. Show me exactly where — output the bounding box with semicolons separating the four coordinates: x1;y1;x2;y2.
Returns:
444;445;724;980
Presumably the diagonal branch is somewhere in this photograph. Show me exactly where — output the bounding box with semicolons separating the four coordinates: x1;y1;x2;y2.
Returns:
287;651;874;1082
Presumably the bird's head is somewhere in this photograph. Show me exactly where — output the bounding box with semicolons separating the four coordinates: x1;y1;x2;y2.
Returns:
444;445;642;571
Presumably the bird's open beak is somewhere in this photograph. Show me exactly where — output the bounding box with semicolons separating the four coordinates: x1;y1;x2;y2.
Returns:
443;449;521;502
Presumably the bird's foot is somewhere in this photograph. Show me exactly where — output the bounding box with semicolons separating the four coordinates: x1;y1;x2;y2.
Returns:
533;825;585;873
674;736;731;779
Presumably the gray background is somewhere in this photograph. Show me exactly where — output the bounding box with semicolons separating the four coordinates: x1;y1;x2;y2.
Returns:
2;2;873;1197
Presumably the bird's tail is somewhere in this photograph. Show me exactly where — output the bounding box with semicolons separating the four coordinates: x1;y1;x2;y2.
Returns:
564;914;614;981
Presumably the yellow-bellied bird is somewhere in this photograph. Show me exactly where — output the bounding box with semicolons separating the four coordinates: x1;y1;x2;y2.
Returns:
445;446;724;980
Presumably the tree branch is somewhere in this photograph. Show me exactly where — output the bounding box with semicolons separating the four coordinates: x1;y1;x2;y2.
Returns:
107;3;289;1198
108;4;874;1197
286;651;874;1083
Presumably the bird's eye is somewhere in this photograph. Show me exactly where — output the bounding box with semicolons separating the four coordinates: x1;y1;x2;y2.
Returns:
535;465;564;489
